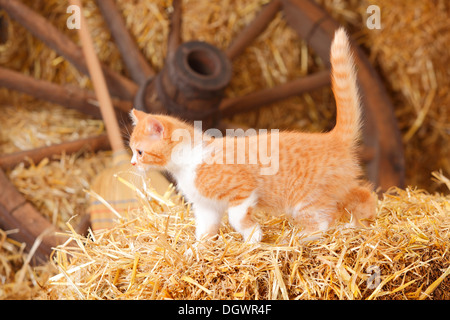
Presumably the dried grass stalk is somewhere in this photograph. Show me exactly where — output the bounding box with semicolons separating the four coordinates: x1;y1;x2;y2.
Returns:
0;102;105;154
0;229;55;299
7;151;110;229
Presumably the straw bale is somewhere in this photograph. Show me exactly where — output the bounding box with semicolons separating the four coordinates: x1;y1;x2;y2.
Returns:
40;174;449;300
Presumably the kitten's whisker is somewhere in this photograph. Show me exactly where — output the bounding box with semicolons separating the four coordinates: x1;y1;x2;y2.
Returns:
120;127;131;145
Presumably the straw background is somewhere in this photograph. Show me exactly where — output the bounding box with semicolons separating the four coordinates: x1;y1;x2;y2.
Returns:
0;0;449;299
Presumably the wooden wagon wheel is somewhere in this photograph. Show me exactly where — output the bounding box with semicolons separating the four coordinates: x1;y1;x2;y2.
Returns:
0;0;404;263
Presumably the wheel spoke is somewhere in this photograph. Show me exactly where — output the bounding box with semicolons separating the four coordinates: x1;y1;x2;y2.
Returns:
219;70;330;117
0;0;138;100
353;46;405;189
358;145;376;163
281;0;333;64
0;201;52;264
167;0;183;61
96;0;155;85
0;168;63;264
0;67;132;118
0;135;110;171
0;15;7;44
226;0;281;60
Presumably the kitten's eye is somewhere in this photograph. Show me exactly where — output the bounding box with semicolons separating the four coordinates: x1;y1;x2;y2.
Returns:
137;149;143;156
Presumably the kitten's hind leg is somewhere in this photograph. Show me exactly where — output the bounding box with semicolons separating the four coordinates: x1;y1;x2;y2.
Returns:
292;203;335;241
228;192;262;243
340;185;377;228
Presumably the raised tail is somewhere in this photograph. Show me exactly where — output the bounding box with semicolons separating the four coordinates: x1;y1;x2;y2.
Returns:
330;28;362;146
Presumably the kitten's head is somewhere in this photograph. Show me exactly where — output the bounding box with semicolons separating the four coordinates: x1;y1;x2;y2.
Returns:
129;109;184;172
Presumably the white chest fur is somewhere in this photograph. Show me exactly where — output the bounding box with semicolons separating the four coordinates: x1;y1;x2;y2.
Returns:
165;142;209;204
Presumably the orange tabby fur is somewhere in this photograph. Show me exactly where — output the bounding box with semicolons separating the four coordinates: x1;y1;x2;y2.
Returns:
129;28;376;243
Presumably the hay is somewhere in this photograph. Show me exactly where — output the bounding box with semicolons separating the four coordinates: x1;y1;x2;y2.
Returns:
0;102;105;154
6;150;111;230
40;174;450;300
0;229;55;299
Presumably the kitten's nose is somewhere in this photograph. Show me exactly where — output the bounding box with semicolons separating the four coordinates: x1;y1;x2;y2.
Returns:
131;161;136;166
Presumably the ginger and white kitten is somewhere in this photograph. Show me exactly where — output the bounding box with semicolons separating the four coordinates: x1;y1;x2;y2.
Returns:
129;28;376;243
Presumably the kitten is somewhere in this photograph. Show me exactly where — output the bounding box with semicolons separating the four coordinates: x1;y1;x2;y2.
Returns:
129;28;376;243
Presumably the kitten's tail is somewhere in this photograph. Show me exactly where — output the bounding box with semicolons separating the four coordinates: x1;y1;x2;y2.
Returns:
330;28;361;146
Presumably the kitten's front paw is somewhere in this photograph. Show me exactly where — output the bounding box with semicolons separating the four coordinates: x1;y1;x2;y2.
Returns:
244;225;262;244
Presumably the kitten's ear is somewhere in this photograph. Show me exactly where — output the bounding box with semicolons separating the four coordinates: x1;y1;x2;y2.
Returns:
130;109;146;126
144;116;165;138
